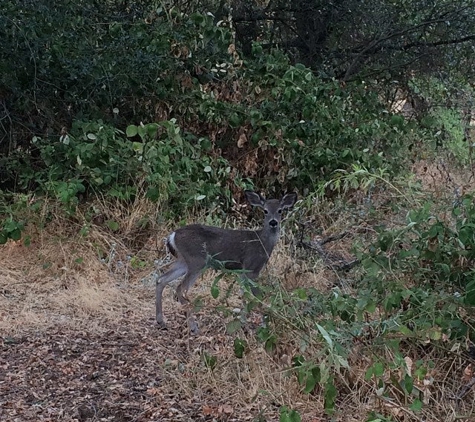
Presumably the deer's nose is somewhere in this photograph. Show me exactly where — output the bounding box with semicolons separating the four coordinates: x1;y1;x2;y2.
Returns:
269;219;278;228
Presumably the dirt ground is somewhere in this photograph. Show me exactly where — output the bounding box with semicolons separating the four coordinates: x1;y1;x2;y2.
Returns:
0;235;327;422
3;171;475;422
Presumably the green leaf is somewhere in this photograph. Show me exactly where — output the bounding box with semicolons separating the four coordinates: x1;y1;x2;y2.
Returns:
126;125;138;137
4;219;19;232
324;379;337;413
279;406;301;422
316;324;333;348
199;138;212;151
465;279;475;306
23;235;31;247
190;12;205;25
233;338;247;358
226;319;242;335
228;113;242;128
428;327;442;340
304;373;317;393
202;352;217;370
10;229;22;241
0;231;8;244
311;366;321;383
294;288;308;300
336;355;350;369
132;142;143;153
211;282;220;299
403;374;413;394
373;362;384;377
106;220;120;231
399;325;414;336
146;186;160;202
137;125;147;139
292;355;305;367
146;123;159;137
364;367;374;380
410;398;423;412
265;335;277;352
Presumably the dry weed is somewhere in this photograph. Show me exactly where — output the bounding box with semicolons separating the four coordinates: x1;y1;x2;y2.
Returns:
2;192;474;421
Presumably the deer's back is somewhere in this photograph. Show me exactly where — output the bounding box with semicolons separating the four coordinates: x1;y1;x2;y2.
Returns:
172;224;275;266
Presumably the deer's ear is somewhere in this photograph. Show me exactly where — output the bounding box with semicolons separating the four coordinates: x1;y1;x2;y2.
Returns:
245;191;266;208
281;193;297;209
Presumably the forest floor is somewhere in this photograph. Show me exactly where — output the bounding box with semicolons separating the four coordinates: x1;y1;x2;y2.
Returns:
0;228;330;422
2;161;475;421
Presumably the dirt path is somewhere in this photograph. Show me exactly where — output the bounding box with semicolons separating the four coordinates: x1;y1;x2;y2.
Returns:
0;236;325;422
1;312;242;421
0;274;314;422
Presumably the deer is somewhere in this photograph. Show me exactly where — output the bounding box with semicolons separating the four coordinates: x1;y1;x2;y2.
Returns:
155;191;298;331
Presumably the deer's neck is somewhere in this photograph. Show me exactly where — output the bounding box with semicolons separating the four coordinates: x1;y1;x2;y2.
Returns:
254;227;280;255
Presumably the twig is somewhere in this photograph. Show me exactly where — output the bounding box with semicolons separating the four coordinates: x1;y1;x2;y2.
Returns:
452;376;475;400
298;230;360;271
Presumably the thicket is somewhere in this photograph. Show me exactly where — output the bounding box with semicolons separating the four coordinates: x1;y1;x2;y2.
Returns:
1;1;475;420
1;0;429;202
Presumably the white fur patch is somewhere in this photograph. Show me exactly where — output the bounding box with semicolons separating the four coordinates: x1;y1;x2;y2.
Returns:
168;231;177;250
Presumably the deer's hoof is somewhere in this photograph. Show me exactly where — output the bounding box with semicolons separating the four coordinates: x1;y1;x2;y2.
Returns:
175;293;189;305
156;319;168;330
188;317;199;335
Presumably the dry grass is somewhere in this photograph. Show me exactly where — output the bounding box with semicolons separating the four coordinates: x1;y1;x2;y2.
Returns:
0;202;328;420
412;159;475;203
0;198;159;335
0;237;138;334
2;188;475;421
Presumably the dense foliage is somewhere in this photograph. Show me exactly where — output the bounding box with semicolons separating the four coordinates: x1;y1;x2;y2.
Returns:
1;1;475;420
1;0;428;204
231;0;475;82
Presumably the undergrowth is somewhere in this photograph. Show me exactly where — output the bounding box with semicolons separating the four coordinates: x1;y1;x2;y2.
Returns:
3;164;475;420
178;172;474;421
2;2;475;421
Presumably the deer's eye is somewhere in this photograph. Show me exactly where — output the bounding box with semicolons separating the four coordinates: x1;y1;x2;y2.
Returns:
278;209;282;214
264;209;269;214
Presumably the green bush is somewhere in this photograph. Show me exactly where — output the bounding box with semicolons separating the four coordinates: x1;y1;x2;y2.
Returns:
203;192;475;418
1;1;233;156
197;50;421;193
360;195;475;339
11;119;235;214
2;1;428;198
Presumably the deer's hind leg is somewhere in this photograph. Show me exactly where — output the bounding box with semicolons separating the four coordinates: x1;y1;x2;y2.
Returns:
175;271;200;305
156;260;187;326
169;271;201;335
174;252;208;304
